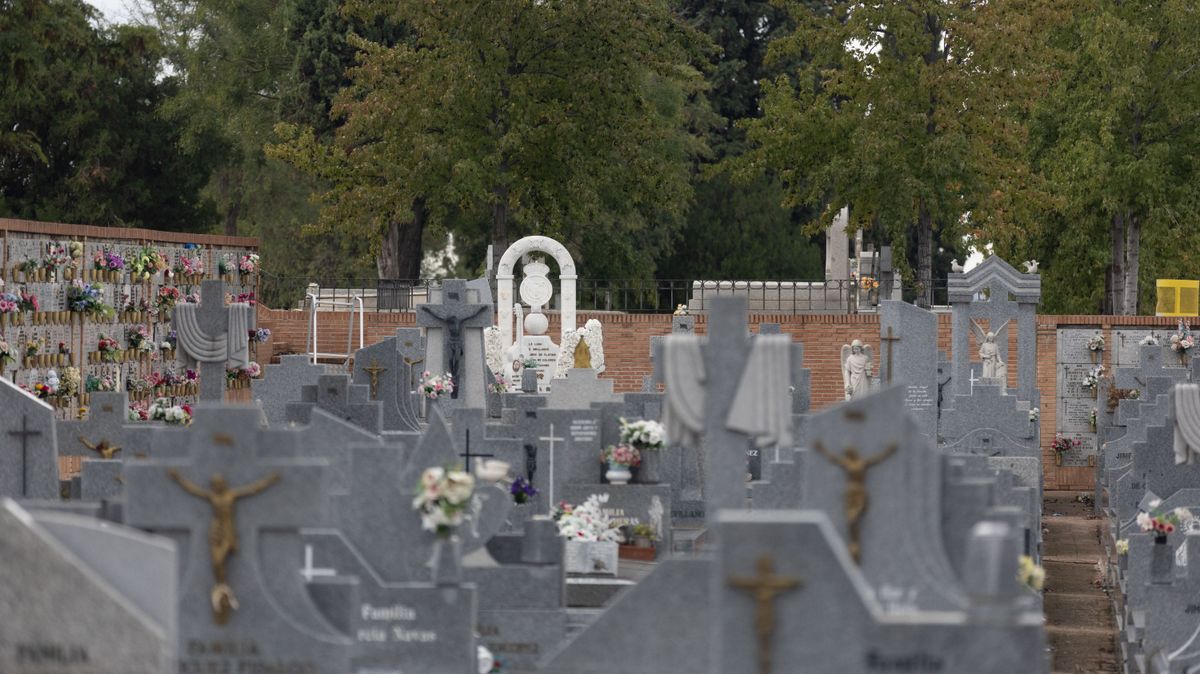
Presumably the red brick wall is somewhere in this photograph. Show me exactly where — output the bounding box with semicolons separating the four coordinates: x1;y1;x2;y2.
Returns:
257;306;1194;491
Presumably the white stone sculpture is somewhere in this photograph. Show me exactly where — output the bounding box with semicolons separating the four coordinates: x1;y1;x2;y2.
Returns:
840;339;873;400
971;320;1010;381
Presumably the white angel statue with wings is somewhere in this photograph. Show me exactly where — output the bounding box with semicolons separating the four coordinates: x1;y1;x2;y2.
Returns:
841;339;873;400
971;320;1010;380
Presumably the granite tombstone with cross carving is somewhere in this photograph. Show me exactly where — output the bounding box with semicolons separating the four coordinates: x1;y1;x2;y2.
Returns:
351;328;426;432
0;377;60;499
417;279;493;410
58;391;156;501
123;405;352;673
172;280;254;402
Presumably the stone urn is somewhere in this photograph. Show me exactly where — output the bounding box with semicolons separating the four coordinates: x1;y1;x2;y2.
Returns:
605;461;632;486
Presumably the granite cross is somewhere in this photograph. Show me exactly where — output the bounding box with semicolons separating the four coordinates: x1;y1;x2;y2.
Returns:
880;326;901;384
416;280;491;400
539;423;566;506
458;430;495;474
175;280;251;401
8;415;41;494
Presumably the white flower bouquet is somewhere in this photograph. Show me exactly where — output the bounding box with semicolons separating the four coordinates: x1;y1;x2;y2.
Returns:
412;466;475;537
554;494;622;543
619;417;665;451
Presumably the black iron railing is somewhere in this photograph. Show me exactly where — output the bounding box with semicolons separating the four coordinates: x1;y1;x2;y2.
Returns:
259;273;949;314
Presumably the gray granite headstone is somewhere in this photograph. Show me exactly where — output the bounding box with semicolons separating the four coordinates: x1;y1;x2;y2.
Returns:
879;300;939;440
0;378;60;499
124;405;351;672
0;498;175;674
252;355;325;427
285;373;383;434
59;392;155;501
416;279;493;410
351;328;426;432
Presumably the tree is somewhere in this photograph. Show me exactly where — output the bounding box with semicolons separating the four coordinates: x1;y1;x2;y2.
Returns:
0;0;218;230
273;0;709;280
736;1;1057;305
1017;0;1200;314
656;0;823;281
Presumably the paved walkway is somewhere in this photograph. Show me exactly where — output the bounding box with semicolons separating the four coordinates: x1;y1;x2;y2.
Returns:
1043;491;1120;673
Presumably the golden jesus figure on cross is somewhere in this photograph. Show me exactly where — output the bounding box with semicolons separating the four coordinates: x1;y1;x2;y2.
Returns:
168;469;281;625
728;555;802;674
812;441;897;564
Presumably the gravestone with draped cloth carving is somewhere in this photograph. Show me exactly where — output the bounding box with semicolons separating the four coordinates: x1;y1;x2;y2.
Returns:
172;280;254;402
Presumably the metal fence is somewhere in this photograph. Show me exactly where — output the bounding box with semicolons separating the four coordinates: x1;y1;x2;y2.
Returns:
259;273;949;314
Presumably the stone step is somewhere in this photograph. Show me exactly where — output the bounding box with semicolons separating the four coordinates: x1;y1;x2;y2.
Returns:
1044;559;1102;595
1047;626;1120;672
1045;592;1114;632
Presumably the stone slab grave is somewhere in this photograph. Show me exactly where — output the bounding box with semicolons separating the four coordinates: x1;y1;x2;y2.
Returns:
0;498;177;674
939;382;1039;457
251;354;325;427
1123;532;1200;672
58;391;155;501
299;409;504;673
879;300;939;440
172;279;253;402
802;385;969;612
351;328;426;432
123;405;352;673
0;377;60;499
1115;420;1177;532
261;406;383;495
417;278;493;410
285;373;383;435
560;483;672;558
714;512;1047;674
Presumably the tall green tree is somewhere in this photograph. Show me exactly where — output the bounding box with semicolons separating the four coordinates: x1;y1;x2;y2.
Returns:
656;0;821;281
737;1;1056;304
0;0;218;229
1015;0;1200;314
273;0;709;280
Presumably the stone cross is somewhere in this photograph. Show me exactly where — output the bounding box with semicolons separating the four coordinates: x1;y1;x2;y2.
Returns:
458;429;495;474
8;415;41;494
880;326;901;384
175;280;252;402
539;423;566;506
416;280;492;405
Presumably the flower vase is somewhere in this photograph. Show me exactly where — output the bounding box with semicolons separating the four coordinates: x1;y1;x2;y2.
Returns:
1090;350;1099;365
428;534;463;585
1091;387;1097;400
637;449;661;483
1054;452;1063;467
1151;535;1173;581
606;461;632;486
521;367;539;393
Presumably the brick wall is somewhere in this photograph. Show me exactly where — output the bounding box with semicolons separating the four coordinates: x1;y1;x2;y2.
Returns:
256;306;1194;491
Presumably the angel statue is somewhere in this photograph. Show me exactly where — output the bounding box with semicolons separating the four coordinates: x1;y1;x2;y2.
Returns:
971;320;1010;380
841;339;873;400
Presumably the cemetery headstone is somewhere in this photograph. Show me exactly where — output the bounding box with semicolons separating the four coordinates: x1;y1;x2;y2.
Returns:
172;280;253;402
251;354;324;427
0;378;60;499
417;279;493;409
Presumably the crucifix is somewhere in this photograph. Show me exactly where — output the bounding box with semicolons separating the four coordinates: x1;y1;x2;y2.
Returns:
728;555;802;674
880;327;901;383
416;281;492;401
8;415;42;494
173;280;253;402
812;441;897;564
458;429;495;475
78;436;121;459
539;423;565;506
361;358;387;400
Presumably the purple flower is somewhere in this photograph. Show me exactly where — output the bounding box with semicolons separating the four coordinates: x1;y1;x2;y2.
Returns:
510;477;538;504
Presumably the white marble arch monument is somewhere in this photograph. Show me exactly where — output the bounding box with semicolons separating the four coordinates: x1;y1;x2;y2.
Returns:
496;235;578;356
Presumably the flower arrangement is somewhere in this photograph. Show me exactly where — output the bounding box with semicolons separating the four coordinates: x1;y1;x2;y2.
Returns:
130;246;166;280
857;276;880;291
57;341;69;355
521;358;539;369
1087;333;1105;352
490;372;510;394
0;340;14;369
1017;555;1045;592
177;255;204;277
66;281;113;318
32;379;57;399
1050;433;1080;459
97;334;121;362
1172;321;1195;362
553;494;622;543
149;397;192;425
85;372;119;392
227;362;262;383
238;253;260;275
25;338;41;358
1137;503;1194;536
510;477;538;504
1115;539;1129;555
1028;407;1040;423
59;367;80;397
249;327;271;343
601;444;642;468
92;250;125;271
0;293;17;314
18;258;38;275
68;241;83;260
420;371;454;399
232;292;256;305
1081;365;1104;392
163;330;178;350
127;400;150;421
218;254;232;276
126;324;152;351
44;242;70;270
619;418;665;451
1106;386;1141;413
412;466;476;537
155;286;183;314
1140;333;1160;346
245;361;262;378
18;290;38;312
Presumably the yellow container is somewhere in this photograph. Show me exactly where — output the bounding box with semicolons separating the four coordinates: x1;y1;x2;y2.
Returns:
1156;279;1200;316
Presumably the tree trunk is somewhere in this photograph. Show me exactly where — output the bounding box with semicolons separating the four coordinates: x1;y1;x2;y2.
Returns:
220;170;243;237
491;180;510;274
916;203;933;308
1121;210;1141;315
1109;212;1125;315
376;198;427;280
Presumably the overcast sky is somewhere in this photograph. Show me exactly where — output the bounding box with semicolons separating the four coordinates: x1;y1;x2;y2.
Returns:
88;0;139;24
